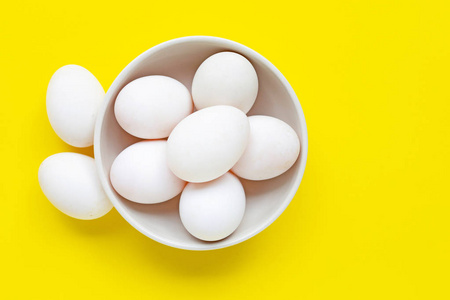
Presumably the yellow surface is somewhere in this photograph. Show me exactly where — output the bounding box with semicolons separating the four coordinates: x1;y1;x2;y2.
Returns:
1;0;450;299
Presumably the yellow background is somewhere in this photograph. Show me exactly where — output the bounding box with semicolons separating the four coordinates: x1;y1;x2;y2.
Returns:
1;0;449;299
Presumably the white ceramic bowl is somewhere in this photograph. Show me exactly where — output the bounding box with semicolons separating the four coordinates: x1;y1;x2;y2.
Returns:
94;36;308;250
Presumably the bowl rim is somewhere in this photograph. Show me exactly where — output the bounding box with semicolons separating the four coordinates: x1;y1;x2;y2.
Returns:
94;35;308;251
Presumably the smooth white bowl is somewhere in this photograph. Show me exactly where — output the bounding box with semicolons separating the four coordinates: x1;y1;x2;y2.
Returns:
94;36;308;250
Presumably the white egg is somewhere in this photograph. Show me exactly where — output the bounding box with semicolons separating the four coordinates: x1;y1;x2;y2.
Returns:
167;105;249;183
46;65;105;147
232;115;300;180
192;52;258;113
38;153;112;220
110;140;186;204
180;172;246;241
114;76;193;139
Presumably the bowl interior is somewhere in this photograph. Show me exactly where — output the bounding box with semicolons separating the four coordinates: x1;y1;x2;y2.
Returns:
95;37;307;250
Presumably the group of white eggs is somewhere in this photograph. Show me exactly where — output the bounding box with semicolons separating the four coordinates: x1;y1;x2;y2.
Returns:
39;52;300;242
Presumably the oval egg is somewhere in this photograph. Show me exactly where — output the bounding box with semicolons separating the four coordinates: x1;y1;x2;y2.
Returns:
232;115;300;180
110;140;186;204
114;75;193;139
179;172;246;241
38;153;112;220
167;105;249;183
46;65;105;147
192;52;258;113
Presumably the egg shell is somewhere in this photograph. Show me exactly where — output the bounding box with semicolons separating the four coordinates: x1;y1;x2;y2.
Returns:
179;172;246;241
46;65;105;147
192;52;258;113
167;105;250;183
110;140;186;204
38;153;112;220
232;115;300;180
114;75;193;139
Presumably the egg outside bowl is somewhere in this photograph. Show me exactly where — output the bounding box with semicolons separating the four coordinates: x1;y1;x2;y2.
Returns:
94;36;308;251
